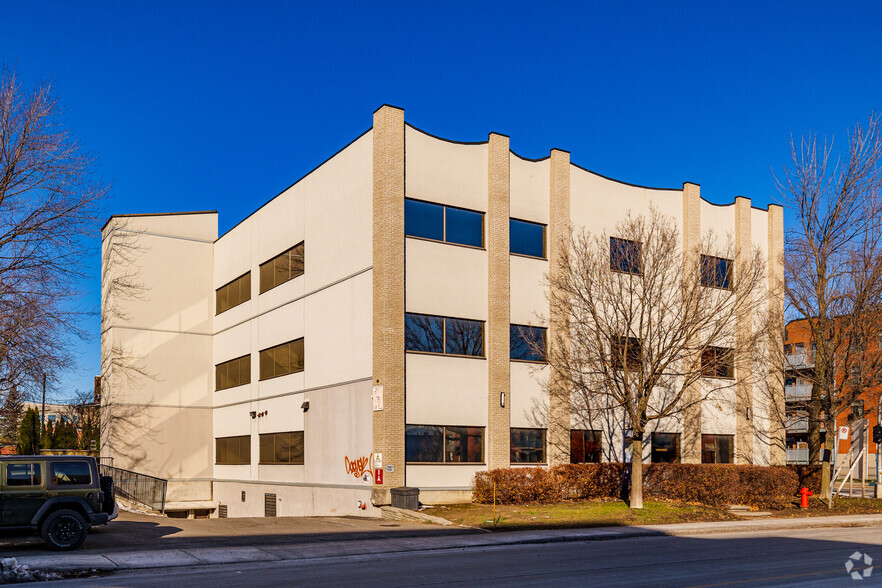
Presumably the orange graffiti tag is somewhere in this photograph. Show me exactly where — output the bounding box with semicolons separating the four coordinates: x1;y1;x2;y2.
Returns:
344;454;372;478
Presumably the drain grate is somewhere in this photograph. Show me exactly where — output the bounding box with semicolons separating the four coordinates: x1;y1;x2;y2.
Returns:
264;493;277;517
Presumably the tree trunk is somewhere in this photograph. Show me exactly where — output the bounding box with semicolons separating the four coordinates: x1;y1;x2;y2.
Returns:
809;384;822;464
821;416;836;507
630;437;643;509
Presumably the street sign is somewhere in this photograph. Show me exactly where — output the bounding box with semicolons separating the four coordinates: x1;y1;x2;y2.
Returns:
375;469;383;485
839;426;850;440
372;385;384;411
372;453;382;470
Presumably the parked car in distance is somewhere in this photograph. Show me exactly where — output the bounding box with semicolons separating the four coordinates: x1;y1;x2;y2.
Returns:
0;455;116;550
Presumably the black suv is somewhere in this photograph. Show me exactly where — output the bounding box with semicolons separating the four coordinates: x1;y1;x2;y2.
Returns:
0;455;117;550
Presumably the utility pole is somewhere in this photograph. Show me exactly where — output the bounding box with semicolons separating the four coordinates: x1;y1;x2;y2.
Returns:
41;373;46;431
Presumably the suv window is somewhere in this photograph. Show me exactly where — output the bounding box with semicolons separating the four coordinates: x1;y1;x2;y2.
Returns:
6;463;42;486
50;462;92;486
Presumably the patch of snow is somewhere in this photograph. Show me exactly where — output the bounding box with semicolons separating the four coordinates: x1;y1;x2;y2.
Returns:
0;557;60;583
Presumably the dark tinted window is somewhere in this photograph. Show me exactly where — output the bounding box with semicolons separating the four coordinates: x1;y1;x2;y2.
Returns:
445;207;483;247
510;325;546;362
259;339;304;380
405;199;444;241
405;313;484;357
405;199;483;248
701;347;734;379
701;434;733;464
701;255;732;289
612;336;642;371
570;430;602;463
445;318;484;356
50;461;91;485
510;428;546;463
610;238;641;274
510;219;545;258
216;436;251;465
216;273;251;315
6;463;42;486
405;425;443;462
259;431;304;464
260;243;305;293
444;427;483;463
651;432;681;463
216;355;251;391
405;314;444;353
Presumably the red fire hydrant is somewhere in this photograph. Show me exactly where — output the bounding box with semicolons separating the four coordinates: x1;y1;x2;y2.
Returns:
799;487;813;508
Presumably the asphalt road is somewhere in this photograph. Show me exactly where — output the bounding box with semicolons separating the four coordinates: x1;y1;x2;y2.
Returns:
39;525;882;587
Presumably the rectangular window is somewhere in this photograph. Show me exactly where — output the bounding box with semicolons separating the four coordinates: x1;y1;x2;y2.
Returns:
6;463;42;486
610;237;642;274
851;401;865;421
216;272;251;315
50;461;92;485
405;313;484;357
701;346;735;379
405;425;485;463
510;219;545;258
259;339;304;380
404;198;483;248
260;243;305;294
650;432;681;463
510;428;546;463
612;336;642;371
510;325;546;362
215;355;251;391
700;255;732;289
215;435;251;465
259;431;304;465
570;430;602;463
701;434;733;464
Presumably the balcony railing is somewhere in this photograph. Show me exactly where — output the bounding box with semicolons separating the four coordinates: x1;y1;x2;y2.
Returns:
786;448;810;464
786;416;809;432
785;350;815;369
785;384;813;401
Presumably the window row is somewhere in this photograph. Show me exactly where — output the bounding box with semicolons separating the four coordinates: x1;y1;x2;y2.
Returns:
214;338;304;391
609;237;733;289
215;242;305;315
611;336;735;379
405;198;546;258
215;431;305;465
405;313;547;362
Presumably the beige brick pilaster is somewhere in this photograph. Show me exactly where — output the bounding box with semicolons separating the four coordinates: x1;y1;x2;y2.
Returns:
372;105;405;503
681;182;702;464
548;149;571;466
734;196;754;464
767;204;786;465
487;133;511;470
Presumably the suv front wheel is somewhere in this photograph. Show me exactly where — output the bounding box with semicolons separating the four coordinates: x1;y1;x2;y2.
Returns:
40;509;88;550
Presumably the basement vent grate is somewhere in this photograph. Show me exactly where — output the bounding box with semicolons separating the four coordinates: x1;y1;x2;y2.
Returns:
218;504;228;518
265;493;277;517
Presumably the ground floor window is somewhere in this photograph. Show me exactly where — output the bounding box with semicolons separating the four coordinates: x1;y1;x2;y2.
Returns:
405;425;484;463
216;435;251;465
570;430;602;463
259;431;304;464
510;428;546;463
701;434;733;464
650;432;680;463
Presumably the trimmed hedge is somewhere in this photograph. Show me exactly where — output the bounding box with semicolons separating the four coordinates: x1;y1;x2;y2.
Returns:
474;463;819;509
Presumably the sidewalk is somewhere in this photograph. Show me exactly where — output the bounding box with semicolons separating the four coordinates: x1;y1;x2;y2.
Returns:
13;512;882;573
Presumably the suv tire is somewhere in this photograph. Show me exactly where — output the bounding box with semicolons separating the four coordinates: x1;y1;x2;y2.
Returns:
100;475;115;515
40;509;88;550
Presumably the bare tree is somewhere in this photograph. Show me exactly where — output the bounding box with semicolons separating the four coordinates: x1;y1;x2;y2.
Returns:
778;114;882;503
0;68;106;401
545;209;772;508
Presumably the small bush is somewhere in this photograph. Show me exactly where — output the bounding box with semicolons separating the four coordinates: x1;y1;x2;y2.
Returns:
474;463;802;509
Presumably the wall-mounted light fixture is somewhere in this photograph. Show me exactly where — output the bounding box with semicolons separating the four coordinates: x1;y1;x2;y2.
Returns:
746;407;751;421
301;400;310;412
500;392;505;408
249;411;257;419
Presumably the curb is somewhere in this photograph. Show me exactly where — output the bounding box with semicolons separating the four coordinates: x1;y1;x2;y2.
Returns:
15;513;882;573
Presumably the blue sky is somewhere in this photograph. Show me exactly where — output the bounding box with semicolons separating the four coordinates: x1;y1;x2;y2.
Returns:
3;1;881;400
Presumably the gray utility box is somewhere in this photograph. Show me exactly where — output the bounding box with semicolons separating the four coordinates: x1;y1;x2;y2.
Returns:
390;486;420;511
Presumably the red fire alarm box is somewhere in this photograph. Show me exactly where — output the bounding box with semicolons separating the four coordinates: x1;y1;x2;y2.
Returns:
375;469;383;484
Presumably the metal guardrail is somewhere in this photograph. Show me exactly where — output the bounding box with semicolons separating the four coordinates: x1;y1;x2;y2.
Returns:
786;416;809;432
786;448;810;464
785;384;812;401
785;351;815;369
98;456;114;467
99;464;167;513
